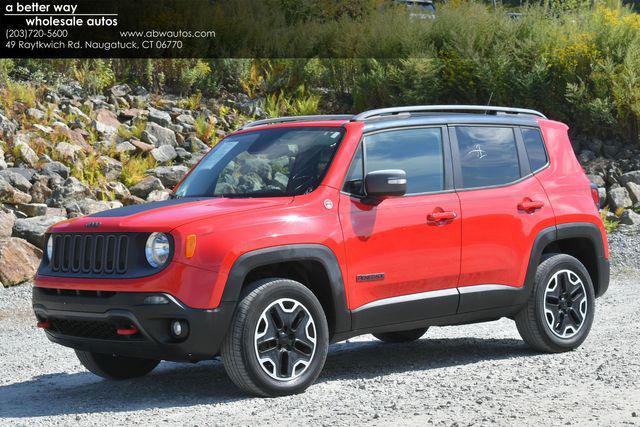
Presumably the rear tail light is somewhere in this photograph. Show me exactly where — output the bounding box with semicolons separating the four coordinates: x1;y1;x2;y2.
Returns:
590;183;600;209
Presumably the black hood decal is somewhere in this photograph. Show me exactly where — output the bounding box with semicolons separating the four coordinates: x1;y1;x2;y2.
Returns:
89;198;209;218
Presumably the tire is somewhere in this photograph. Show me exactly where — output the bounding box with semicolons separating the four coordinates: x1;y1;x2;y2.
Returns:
75;350;160;380
373;327;428;343
515;254;596;353
221;278;329;397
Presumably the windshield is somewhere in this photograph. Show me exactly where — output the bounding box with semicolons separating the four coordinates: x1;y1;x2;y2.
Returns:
175;127;345;198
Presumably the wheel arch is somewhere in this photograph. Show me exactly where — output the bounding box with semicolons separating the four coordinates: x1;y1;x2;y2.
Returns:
526;223;609;299
221;244;351;337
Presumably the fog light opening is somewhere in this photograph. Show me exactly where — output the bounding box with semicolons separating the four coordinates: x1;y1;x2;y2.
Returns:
170;320;189;339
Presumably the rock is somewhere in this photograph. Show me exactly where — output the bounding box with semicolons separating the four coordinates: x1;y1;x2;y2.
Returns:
0;237;42;287
54;141;84;162
146;189;172;202
58;82;84;98
64;198;114;218
33;124;53;134
41;161;70;179
47;177;91;207
119;108;147;120
129;139;155;153
98;156;122;181
148;165;189;187
585;138;603;155
150;145;178;163
14;133;39;168
143;122;177;147
620;171;640;186
29;174;50;196
626;182;640;205
0;170;32;192
619;209;640;226
110;83;131;98
93;108;120;136
175;147;192;161
96;181;130;201
0;210;16;238
129;176;164;198
608;187;633;211
16;203;47;217
122;194;145;205
0;149;6;170
0;177;31;204
46;207;67;217
140;130;158;146
26;108;45;121
148;107;172;127
587;174;606;188
13;215;66;248
8;167;37;182
183;136;208;152
115;141;136;154
176;114;195;126
0;113;17;136
61;127;89;150
602;143;620;158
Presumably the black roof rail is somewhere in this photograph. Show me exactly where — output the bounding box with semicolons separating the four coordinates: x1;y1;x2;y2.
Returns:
241;115;353;130
351;105;547;121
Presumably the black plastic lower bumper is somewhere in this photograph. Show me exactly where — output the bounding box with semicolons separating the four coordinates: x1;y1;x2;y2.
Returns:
32;287;235;362
596;257;610;298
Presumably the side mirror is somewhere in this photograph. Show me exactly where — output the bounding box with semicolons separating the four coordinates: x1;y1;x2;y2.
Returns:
364;170;407;200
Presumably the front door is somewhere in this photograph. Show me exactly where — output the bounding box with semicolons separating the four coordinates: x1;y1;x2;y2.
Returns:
339;127;461;329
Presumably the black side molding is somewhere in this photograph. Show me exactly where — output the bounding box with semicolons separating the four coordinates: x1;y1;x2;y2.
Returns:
221;244;351;335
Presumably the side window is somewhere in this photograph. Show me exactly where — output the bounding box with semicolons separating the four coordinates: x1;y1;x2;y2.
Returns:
521;128;548;172
343;145;364;195
364;128;444;194
455;127;520;188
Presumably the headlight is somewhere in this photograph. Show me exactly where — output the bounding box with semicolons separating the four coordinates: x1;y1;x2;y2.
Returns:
145;232;171;268
46;236;53;260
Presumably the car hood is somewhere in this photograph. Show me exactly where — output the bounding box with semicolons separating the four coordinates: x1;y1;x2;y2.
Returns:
50;197;293;233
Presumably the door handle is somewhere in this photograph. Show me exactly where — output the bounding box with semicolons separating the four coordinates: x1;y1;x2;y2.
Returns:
518;199;544;212
428;211;457;223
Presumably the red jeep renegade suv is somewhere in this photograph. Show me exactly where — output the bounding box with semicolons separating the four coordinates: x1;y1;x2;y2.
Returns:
33;105;609;396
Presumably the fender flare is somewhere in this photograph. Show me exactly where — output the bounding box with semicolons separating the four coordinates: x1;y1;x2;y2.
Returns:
220;244;351;334
523;222;609;301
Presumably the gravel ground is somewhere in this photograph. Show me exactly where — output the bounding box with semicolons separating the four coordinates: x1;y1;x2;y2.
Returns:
1;235;639;426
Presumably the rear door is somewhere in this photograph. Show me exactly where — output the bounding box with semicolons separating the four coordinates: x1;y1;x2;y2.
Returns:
450;125;555;312
339;126;461;328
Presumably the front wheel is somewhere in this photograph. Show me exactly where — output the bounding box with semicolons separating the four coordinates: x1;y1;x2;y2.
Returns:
75;350;160;379
221;278;329;397
515;254;595;353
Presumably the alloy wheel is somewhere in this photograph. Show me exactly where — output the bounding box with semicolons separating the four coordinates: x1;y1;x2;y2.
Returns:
544;269;588;339
254;298;317;381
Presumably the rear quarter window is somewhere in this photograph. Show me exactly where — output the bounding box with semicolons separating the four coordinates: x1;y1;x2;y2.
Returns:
521;128;549;172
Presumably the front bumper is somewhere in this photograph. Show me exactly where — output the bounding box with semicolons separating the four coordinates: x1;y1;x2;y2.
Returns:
32;287;235;362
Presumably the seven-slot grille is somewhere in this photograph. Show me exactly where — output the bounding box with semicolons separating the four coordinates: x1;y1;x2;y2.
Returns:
49;234;130;275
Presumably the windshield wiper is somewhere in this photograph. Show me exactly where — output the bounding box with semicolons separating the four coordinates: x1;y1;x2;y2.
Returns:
219;191;287;199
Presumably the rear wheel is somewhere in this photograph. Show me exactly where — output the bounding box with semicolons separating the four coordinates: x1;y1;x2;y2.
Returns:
373;327;428;343
75;350;160;379
221;278;329;397
515;254;595;353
